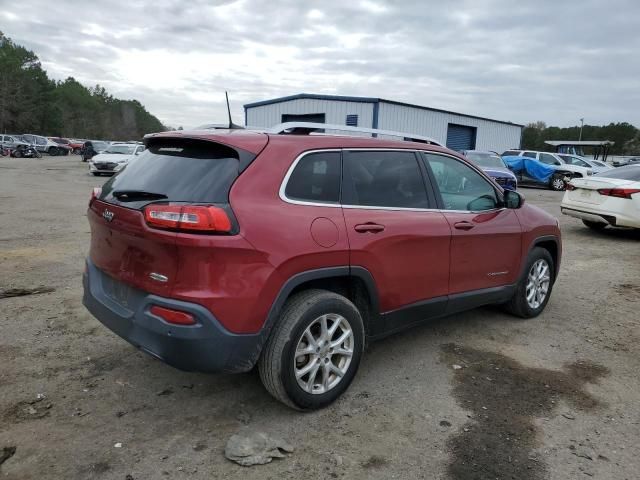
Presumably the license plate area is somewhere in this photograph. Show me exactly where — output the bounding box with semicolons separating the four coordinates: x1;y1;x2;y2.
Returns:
103;275;132;307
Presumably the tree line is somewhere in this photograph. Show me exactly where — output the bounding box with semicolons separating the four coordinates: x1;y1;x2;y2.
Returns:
0;32;165;141
521;121;639;155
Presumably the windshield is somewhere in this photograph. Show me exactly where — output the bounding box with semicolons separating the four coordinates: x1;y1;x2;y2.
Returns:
93;141;109;150
104;145;135;155
466;152;506;169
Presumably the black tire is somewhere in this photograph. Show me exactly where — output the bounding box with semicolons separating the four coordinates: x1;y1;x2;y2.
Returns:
550;173;566;191
12;150;22;158
258;289;365;410
504;247;555;319
582;220;607;230
48;147;58;156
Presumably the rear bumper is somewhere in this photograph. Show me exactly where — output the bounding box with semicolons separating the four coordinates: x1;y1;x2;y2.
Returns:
561;206;639;228
82;259;263;373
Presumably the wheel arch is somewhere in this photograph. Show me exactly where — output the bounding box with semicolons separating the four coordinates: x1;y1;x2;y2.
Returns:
528;235;560;281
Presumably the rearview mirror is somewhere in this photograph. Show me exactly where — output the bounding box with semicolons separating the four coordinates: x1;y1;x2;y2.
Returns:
504;189;524;209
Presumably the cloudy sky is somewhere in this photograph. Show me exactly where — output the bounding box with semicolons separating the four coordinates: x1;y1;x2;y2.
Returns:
2;0;639;129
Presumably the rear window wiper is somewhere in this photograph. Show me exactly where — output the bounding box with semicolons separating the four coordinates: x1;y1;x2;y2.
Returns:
112;190;168;201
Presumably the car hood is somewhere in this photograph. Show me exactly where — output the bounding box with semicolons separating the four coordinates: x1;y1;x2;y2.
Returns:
482;167;517;179
92;153;134;163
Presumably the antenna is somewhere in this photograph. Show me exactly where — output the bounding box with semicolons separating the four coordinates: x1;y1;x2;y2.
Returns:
225;91;243;130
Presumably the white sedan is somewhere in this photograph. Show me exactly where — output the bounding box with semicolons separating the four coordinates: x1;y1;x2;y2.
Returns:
89;143;145;176
561;165;640;230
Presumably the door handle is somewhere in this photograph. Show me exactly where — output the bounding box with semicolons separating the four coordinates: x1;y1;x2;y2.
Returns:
354;223;385;233
453;221;475;231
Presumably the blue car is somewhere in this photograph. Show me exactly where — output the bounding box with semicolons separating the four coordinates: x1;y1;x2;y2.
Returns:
463;150;518;190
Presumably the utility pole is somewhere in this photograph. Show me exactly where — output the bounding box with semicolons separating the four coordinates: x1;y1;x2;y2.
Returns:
579;118;584;141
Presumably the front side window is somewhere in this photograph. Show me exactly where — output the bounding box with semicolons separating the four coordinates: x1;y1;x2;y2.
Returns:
343;151;428;208
522;151;537;159
284;151;341;204
539;153;560;165
425;154;499;211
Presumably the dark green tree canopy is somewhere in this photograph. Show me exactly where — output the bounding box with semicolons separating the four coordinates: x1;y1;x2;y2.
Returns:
0;32;165;140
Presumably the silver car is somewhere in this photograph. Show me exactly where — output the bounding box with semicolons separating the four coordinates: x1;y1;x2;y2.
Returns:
0;134;29;150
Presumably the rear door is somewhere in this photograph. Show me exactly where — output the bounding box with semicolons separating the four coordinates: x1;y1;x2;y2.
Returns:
423;152;522;294
89;137;255;296
341;149;451;333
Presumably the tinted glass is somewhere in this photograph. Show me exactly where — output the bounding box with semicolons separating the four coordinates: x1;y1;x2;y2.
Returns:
425;154;499;211
539;153;559;165
100;138;242;209
523;151;538;159
284;152;340;203
503;150;520;156
344;151;428;208
594;165;640;180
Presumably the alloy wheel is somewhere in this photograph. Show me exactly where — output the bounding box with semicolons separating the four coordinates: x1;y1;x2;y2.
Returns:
525;259;551;309
294;313;354;395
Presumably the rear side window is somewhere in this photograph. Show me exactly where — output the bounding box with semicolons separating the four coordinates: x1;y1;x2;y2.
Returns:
539;153;560;165
343;151;429;208
284;151;341;203
522;151;537;159
503;150;520;156
100;138;247;209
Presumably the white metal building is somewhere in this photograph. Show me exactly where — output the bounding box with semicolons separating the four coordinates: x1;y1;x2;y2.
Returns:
244;93;523;152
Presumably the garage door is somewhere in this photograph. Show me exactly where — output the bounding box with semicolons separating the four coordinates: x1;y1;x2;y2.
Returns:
446;124;477;152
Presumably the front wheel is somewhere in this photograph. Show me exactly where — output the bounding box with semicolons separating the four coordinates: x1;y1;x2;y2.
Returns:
259;289;365;410
504;247;555;318
550;173;566;191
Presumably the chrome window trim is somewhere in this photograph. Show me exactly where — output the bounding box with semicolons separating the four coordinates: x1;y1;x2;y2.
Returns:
279;148;505;214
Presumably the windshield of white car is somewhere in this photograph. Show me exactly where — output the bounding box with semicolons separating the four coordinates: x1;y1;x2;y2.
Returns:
104;145;134;155
466;153;505;169
594;165;640;181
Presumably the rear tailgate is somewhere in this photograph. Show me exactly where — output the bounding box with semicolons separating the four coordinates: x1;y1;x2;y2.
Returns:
88;135;262;297
88;200;178;296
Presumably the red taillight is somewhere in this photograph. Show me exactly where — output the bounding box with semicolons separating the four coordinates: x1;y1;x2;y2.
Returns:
565;183;577;191
150;305;196;325
90;187;102;206
143;205;232;233
597;188;640;199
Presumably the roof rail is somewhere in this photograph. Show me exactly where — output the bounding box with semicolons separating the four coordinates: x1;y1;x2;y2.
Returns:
269;122;443;146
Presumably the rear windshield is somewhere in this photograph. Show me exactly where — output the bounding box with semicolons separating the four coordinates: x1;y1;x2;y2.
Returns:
594;165;640;181
99;138;242;209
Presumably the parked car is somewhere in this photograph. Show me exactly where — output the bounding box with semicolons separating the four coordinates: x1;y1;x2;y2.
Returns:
83;127;562;410
557;154;611;174
0;134;29;151
612;157;640;167
463;150;517;190
89;142;145;175
50;137;84;154
502;150;593;190
91;140;111;153
21;134;71;156
561;165;640;230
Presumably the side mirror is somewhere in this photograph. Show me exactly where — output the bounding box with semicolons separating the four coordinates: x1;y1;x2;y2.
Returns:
504;189;524;209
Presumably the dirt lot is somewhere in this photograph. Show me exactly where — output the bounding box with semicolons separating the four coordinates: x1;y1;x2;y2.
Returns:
1;154;639;480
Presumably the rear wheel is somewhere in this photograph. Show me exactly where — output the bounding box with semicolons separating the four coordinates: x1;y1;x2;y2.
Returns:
259;289;365;410
504;247;554;318
550;174;566;191
582;220;607;230
48;147;58;156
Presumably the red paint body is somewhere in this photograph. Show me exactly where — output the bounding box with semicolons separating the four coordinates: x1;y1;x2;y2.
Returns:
88;131;561;335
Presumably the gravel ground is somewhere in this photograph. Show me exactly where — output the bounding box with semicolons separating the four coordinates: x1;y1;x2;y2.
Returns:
1;154;639;480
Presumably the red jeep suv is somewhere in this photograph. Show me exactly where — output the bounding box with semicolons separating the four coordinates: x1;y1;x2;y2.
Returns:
83;128;561;409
